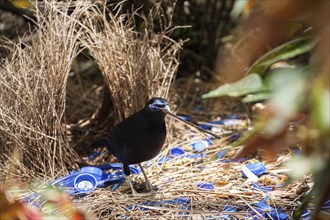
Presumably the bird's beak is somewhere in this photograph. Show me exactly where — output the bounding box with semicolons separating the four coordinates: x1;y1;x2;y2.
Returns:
163;105;171;113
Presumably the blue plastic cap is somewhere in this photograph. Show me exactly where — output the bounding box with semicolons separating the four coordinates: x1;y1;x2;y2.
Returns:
80;166;107;181
242;162;266;177
74;173;97;193
192;139;211;152
170;147;185;157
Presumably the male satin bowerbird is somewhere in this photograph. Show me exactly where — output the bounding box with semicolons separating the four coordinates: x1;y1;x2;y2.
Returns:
90;97;170;193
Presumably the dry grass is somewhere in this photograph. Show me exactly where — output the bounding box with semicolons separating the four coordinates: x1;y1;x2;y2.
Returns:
80;2;182;125
0;1;87;180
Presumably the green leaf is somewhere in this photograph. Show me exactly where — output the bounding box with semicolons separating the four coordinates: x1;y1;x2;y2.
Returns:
246;37;316;76
311;77;330;133
202;73;264;99
263;68;308;136
242;92;271;103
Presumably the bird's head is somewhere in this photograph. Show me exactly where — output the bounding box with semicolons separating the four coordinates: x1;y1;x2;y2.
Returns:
146;97;170;113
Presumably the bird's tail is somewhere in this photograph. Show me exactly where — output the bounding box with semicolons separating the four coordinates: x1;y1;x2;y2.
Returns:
90;138;110;149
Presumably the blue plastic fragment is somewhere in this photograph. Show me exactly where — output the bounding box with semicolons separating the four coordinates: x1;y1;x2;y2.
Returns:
222;119;241;126
170;147;186;157
136;197;190;211
252;182;273;191
229;133;239;142
87;152;102;161
221;157;246;163
322;199;330;208
301;210;311;220
242;162;266;178
224;205;236;212
198;123;213;130
253;196;289;220
216;149;228;160
198;116;241;130
158;156;170;165
178;115;192;121
186;154;206;159
255;196;274;211
196;182;214;190
268;209;289;220
220;205;237;219
174;197;190;205
228;115;240;119
191;138;212;152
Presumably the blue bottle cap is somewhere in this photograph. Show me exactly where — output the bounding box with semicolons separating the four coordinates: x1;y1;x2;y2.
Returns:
81;166;108;181
192;139;211;152
74;173;97;193
170;147;185;157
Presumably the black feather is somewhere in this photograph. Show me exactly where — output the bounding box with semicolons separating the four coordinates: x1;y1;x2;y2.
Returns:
90;97;169;187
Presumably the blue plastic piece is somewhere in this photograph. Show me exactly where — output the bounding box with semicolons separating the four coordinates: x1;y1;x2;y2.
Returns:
51;163;139;194
170;147;186;157
87;152;102;161
133;197;190;211
198;124;212;130
222;119;241;126
196;182;214;190
255;196;274;211
191;138;212;152
198;116;241;130
252;182;273;191
178;115;192;121
242;162;266;178
322;199;330;208
220;205;237;219
253;196;289;220
158;156;170;165
216;149;228;160
301;210;311;220
229;133;239;142
186;154;206;159
221;157;246;163
228;115;240;119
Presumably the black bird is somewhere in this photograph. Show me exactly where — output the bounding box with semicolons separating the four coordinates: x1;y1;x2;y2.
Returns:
91;97;170;193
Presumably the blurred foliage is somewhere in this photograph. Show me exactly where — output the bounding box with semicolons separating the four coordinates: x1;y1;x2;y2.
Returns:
9;0;32;9
1;186;91;220
202;73;264;99
203;0;330;219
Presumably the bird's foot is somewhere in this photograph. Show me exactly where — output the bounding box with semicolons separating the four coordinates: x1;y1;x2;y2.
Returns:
138;163;157;192
128;176;138;195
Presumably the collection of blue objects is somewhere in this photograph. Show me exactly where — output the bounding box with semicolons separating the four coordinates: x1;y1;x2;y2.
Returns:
26;115;327;219
50;164;140;194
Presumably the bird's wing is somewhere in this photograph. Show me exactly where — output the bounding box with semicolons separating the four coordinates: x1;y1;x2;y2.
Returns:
110;109;148;143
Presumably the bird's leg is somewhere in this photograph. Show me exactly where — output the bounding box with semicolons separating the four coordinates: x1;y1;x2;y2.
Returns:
138;163;153;191
123;164;137;194
127;175;138;195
